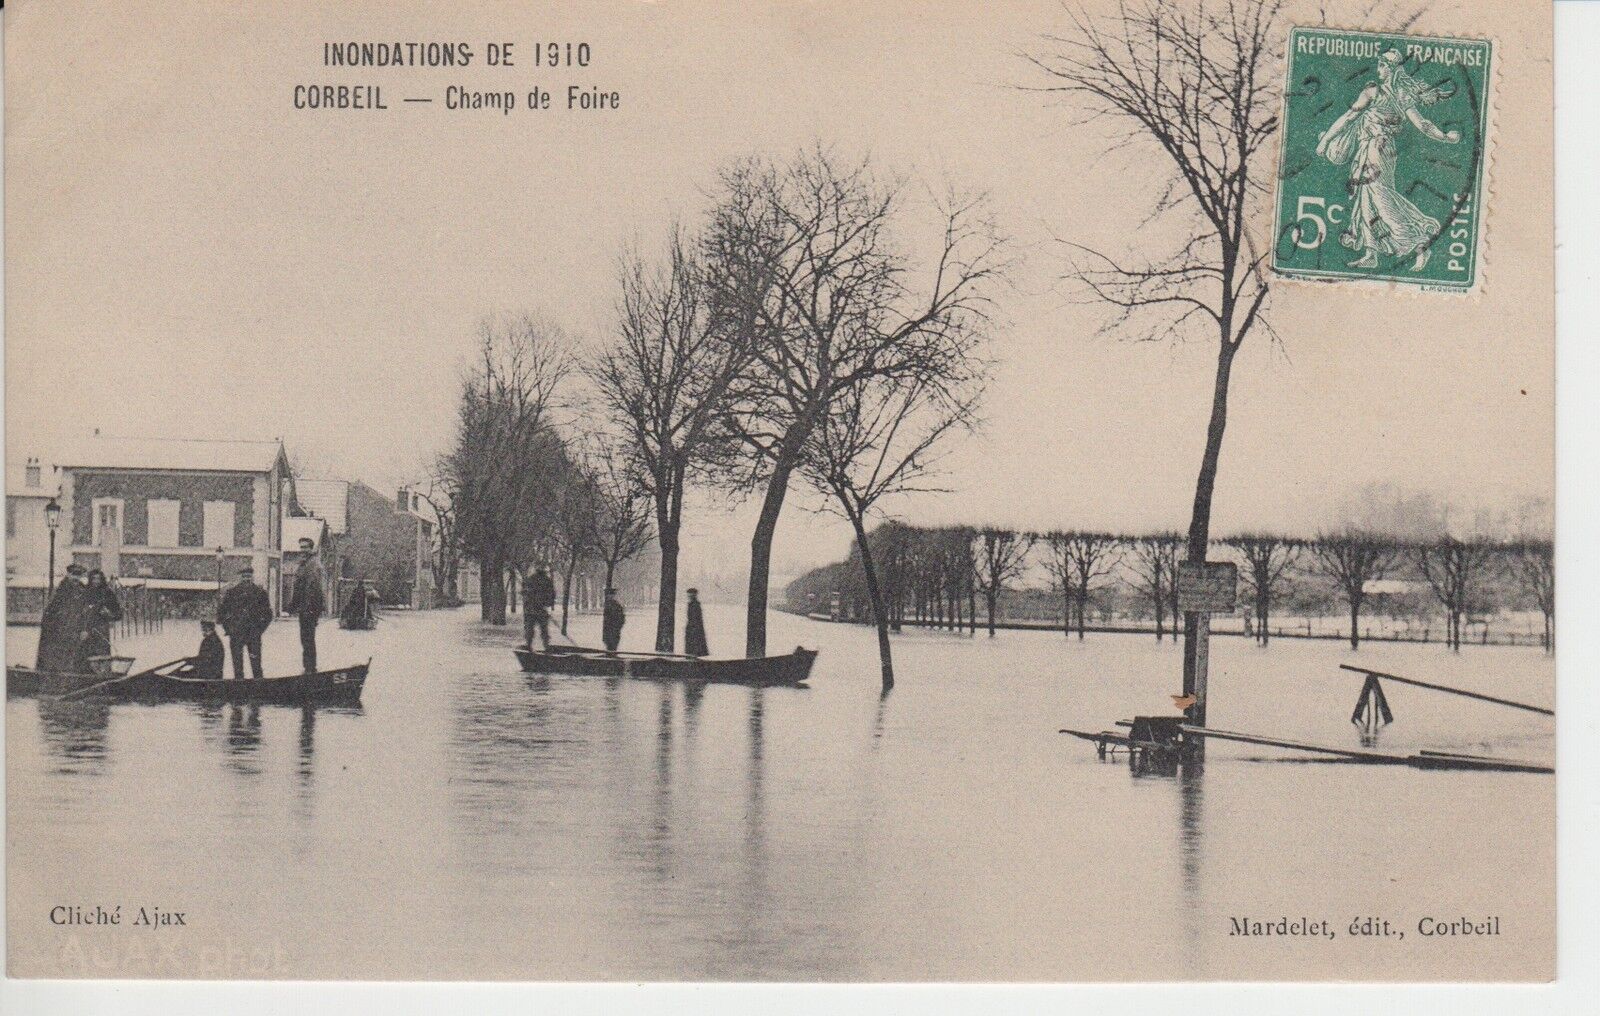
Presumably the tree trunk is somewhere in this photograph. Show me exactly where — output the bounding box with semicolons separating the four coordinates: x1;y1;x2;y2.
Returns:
849;514;895;691
1348;595;1362;650
1076;581;1089;639
561;556;577;635
985;589;998;637
655;523;680;653
746;458;798;659
1180;336;1240;750
968;586;976;635
482;552;507;625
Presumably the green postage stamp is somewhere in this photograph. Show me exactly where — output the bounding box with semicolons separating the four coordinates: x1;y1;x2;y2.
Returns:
1272;28;1492;291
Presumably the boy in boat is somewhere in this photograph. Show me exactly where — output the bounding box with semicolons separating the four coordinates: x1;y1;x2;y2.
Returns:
174;620;226;681
602;588;626;653
521;566;557;650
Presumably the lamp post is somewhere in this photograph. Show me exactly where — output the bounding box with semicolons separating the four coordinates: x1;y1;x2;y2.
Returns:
44;497;61;590
215;546;226;606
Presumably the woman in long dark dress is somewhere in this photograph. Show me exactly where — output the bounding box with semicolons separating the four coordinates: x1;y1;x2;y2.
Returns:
684;588;709;658
79;569;123;668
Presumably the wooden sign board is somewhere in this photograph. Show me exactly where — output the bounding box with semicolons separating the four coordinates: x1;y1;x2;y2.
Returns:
1177;560;1237;614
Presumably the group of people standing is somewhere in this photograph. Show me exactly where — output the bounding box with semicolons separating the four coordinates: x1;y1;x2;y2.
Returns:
517;565;709;657
34;563;124;673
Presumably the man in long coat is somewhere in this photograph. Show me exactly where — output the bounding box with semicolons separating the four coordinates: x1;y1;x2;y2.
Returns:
684;587;710;658
287;538;327;672
521;566;557;649
218;565;273;680
602;588;626;653
36;563;91;672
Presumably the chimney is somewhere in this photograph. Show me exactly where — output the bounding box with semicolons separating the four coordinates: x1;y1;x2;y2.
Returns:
397;487;410;512
25;457;41;489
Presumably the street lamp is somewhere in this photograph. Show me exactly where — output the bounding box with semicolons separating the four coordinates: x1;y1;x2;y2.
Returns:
215;546;226;603
44;497;61;589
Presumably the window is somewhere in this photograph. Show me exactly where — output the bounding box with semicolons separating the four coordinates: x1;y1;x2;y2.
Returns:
146;499;180;547
202;500;236;549
5;500;16;538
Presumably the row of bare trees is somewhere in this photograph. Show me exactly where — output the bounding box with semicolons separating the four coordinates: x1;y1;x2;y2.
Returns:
428;313;656;630
787;524;1556;653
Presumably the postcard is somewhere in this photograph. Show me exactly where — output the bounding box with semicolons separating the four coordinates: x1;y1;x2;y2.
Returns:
4;0;1555;985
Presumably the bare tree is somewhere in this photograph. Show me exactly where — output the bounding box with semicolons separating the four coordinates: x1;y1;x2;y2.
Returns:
445;312;574;625
412;471;464;602
1312;531;1401;650
592;227;751;651
972;528;1036;637
801;368;984;689
1226;534;1301;646
580;435;657;598
707;147;1006;657
1042;531;1123;638
1415;536;1499;651
1128;534;1182;641
1028;0;1284;725
1511;539;1554;652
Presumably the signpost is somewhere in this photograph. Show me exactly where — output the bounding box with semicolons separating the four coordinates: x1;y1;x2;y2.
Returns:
1176;561;1236;765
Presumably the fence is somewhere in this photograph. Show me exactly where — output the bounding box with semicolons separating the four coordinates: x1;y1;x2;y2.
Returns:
115;581;167;639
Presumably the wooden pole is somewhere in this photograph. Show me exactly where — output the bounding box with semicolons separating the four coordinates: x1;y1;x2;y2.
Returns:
1337;664;1553;716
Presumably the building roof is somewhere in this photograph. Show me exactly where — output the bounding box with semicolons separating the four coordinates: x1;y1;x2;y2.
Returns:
284;516;328;551
58;437;287;474
5;459;57;498
294;479;350;534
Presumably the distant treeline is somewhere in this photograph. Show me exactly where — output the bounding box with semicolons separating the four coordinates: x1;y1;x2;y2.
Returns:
783;523;1555;652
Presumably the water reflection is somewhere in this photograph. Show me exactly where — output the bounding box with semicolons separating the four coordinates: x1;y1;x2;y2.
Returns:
744;688;768;892
35;698;113;774
1177;766;1206;971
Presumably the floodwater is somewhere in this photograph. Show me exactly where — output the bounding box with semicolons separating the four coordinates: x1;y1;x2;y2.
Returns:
6;605;1554;981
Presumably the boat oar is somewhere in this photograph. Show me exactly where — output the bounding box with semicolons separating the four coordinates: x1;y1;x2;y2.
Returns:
52;657;190;702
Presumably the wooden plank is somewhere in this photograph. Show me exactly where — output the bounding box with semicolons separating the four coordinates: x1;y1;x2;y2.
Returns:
1178;724;1413;763
1338;664;1553;716
1415;749;1554;774
1059;728;1134;746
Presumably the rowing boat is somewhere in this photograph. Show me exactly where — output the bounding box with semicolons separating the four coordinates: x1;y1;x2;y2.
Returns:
515;645;817;687
96;661;370;706
7;666;109;697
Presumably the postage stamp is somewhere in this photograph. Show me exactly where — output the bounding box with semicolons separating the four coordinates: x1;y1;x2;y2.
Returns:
1272;28;1493;291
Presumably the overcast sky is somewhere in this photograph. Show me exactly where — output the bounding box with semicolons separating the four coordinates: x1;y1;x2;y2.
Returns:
5;0;1552;581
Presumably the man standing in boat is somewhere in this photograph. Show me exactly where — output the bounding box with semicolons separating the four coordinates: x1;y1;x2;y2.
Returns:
35;563;91;672
521;566;557;650
218;565;273;680
288;537;327;672
684;587;709;658
602;588;626;653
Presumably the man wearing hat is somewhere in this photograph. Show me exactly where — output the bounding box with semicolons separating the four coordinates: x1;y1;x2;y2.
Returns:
287;537;328;672
35;563;91;672
684;587;710;658
601;587;626;653
217;564;273;680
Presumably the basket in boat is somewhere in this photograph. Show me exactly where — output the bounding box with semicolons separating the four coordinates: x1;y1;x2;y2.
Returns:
88;655;136;677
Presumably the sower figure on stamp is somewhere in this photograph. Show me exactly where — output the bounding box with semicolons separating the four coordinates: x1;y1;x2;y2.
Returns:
218;565;273;680
521;566;557;650
288;537;326;672
602;587;626;653
1316;48;1461;271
